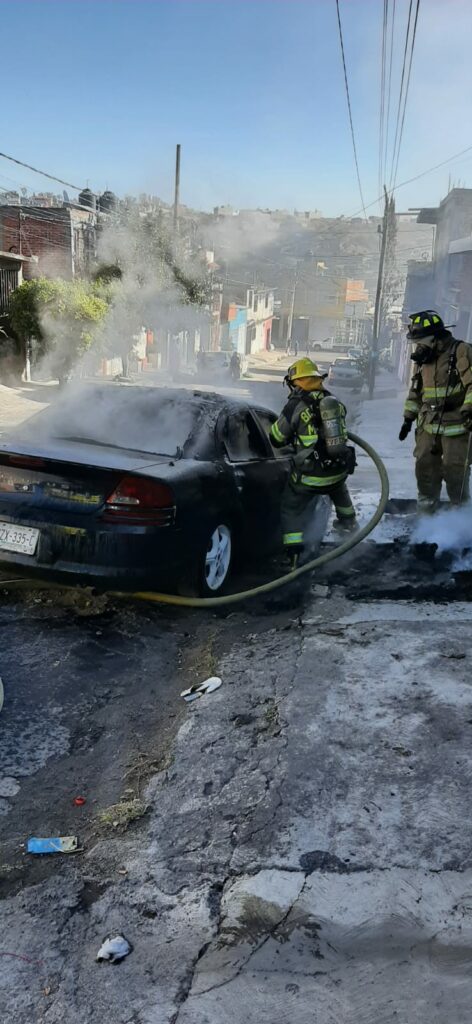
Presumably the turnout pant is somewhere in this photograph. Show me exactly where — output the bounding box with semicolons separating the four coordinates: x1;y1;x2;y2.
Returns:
414;429;472;509
281;478;355;550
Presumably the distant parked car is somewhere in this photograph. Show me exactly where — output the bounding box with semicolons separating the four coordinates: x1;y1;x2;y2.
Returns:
328;358;364;392
196;351;248;382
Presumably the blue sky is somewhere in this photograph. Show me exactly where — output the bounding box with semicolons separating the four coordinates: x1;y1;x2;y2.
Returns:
1;0;472;215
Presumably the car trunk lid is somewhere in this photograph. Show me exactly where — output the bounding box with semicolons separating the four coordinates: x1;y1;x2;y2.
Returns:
0;441;172;516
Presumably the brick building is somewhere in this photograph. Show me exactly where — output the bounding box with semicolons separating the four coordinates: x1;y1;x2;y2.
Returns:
0;204;97;280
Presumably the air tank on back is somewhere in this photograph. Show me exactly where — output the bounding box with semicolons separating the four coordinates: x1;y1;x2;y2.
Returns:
319;395;347;458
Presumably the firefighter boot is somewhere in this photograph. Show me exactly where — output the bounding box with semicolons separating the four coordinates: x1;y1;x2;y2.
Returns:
333;517;357;534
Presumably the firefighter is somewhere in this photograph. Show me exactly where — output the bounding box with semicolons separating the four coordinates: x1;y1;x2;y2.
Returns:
399;310;472;511
269;357;357;565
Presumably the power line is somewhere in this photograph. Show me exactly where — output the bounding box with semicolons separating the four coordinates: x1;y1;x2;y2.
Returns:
391;0;421;189
378;0;389;200
347;141;472;219
383;0;397;184
0;150;89;194
387;0;411;188
334;0;368;222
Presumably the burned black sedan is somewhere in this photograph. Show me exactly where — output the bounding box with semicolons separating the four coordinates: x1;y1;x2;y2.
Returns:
0;385;290;595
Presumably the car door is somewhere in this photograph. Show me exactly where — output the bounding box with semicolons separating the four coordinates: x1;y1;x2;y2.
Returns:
252;408;292;526
219;409;289;552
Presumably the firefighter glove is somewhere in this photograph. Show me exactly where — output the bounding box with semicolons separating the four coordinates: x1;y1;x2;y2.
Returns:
399;420;413;441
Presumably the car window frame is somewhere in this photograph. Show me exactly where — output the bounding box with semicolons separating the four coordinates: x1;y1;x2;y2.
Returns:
217;409;273;464
252;410;292;460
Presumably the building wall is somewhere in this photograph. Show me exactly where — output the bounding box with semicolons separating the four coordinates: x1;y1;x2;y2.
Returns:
0;207;73;278
246;288;274;353
221;285;274;355
447;249;472;341
0;205;97;280
402;260;435;317
418;190;472;323
220;305;247;353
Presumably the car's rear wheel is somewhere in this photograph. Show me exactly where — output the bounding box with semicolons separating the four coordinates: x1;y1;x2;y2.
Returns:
180;522;233;597
204;524;232;592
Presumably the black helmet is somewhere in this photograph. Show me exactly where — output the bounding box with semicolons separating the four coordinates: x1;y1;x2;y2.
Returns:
407;310;445;339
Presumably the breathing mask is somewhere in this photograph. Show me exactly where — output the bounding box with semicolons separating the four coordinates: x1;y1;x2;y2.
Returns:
407;310;446;365
410;336;436;365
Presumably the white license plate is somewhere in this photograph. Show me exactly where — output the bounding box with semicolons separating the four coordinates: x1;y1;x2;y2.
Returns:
0;522;39;556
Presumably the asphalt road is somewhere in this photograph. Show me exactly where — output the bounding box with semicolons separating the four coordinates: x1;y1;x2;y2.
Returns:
0;371;385;1023
2;547;472;1024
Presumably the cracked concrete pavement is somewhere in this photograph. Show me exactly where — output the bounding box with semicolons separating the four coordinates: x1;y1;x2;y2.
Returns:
2;371;472;1021
2;581;472;1023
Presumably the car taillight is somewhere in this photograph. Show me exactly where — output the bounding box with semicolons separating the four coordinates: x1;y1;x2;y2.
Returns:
103;476;175;525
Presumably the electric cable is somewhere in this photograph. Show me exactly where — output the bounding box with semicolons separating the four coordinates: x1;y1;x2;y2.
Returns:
388;0;414;189
378;0;389;199
391;0;421;189
383;0;397;185
334;0;368;223
0;150;92;195
347;141;472;220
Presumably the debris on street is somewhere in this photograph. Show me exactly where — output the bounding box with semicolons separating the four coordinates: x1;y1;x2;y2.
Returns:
96;935;132;964
98;799;147;830
0;952;44;967
72;796;87;806
27;836;78;855
180;676;222;702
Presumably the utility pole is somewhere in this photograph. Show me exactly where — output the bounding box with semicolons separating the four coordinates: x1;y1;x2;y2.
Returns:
287;265;298;343
368;186;389;399
173;143;181;240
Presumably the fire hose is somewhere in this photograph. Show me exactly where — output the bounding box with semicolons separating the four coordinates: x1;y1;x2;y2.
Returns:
125;431;389;608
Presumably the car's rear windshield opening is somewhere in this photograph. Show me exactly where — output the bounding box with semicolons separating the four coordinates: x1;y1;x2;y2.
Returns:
25;387;201;456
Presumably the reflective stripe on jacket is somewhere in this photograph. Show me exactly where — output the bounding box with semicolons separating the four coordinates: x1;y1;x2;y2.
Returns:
269;388;349;489
403;337;472;435
269;391;322;451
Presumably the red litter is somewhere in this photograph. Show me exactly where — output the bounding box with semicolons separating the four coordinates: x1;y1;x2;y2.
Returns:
72;797;86;807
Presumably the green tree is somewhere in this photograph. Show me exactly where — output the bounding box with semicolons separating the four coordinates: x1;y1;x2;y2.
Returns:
10;278;67;353
10;277;109;375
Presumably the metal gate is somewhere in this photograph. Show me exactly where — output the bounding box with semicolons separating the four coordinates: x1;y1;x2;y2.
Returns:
0;267;19;315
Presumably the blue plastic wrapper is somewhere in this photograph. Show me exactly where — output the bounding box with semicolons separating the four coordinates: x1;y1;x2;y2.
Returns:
27;836;78;855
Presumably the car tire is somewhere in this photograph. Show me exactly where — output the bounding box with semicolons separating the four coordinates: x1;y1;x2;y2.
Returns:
180;522;233;598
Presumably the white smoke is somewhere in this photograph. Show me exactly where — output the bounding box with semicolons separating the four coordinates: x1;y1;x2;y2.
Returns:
21;383;207;458
412;505;472;568
200;210;280;267
28;210;210;384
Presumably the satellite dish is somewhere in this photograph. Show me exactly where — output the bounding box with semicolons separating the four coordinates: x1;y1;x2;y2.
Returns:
63;190;70;202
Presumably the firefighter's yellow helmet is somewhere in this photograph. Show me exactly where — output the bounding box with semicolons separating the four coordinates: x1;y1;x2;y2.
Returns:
286;358;327;383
